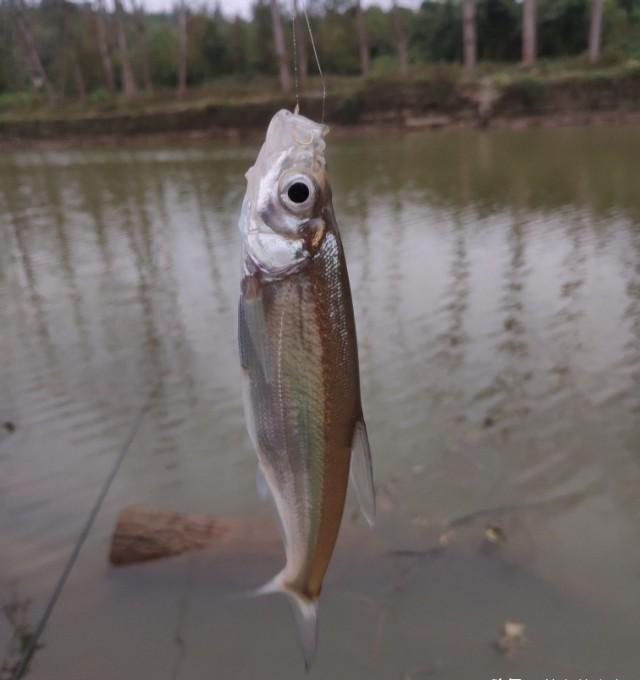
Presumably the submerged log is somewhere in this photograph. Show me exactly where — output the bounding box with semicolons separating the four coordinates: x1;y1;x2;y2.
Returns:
109;505;375;566
109;506;280;566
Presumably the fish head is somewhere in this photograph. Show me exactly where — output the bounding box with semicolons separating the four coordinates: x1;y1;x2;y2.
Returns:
240;109;330;279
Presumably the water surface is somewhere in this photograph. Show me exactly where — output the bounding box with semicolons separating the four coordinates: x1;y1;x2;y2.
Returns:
1;127;640;679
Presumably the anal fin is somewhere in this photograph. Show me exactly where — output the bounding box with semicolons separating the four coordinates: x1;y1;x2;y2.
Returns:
349;418;376;526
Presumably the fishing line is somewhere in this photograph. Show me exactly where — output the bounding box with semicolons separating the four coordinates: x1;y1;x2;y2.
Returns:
170;555;194;680
10;380;160;680
291;4;300;114
301;0;326;123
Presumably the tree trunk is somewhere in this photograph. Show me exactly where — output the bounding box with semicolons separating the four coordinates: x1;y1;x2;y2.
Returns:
355;0;369;77
72;53;86;101
269;0;291;94
176;1;188;99
9;0;53;102
291;0;307;89
58;0;71;100
522;0;537;66
114;0;137;98
588;0;605;64
59;3;86;102
130;0;153;92
462;0;476;70
391;1;409;78
95;0;116;94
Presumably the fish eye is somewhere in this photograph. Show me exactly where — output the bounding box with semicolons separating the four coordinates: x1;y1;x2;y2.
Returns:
280;174;315;212
288;182;310;204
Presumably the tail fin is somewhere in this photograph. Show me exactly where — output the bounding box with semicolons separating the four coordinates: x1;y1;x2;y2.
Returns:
254;572;319;671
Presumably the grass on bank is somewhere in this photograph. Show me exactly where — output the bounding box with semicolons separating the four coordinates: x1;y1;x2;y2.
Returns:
1;57;640;122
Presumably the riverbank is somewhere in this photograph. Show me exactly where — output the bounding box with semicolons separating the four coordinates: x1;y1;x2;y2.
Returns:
2;62;640;145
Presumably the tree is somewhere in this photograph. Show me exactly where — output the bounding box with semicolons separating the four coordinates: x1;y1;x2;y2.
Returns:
176;0;188;98
269;0;291;93
355;0;369;76
62;2;88;100
391;1;409;77
475;0;520;62
198;10;234;79
411;0;462;63
113;0;137;97
522;0;537;65
588;0;604;63
617;0;639;23
94;0;116;93
72;51;86;100
44;0;85;101
292;0;307;89
147;21;178;86
8;0;53;101
462;0;476;69
130;0;152;91
537;0;590;59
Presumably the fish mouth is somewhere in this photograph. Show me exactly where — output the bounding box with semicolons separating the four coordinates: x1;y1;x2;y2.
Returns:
264;110;328;167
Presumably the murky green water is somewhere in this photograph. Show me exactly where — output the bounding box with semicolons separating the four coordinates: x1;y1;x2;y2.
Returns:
1;127;639;679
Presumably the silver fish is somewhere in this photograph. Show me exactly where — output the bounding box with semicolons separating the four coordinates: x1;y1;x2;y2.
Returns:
237;109;375;667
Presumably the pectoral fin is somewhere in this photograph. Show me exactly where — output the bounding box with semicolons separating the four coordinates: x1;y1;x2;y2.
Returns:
349;419;376;526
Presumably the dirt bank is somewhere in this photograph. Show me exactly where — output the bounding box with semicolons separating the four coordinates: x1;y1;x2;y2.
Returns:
1;70;639;146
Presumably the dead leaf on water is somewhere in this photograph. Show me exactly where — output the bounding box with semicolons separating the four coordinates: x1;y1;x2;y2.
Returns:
401;662;442;679
484;524;507;545
438;529;455;546
411;516;433;529
494;620;526;657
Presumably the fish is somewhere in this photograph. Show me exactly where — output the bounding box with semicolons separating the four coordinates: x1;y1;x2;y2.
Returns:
237;109;375;668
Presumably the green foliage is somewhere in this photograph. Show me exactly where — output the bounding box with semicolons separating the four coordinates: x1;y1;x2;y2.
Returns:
200;13;233;77
86;87;111;108
1;0;640;106
428;64;460;106
605;0;640;59
477;0;520;61
623;56;640;74
147;21;178;87
0;90;40;110
319;6;359;74
368;54;401;78
333;90;362;123
410;1;461;63
504;76;547;110
247;0;276;75
617;0;640;20
364;6;395;62
0;3;13;93
539;0;590;57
